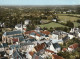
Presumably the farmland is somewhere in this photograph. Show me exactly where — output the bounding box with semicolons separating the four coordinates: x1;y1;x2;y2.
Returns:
56;14;80;22
38;14;80;29
38;22;67;29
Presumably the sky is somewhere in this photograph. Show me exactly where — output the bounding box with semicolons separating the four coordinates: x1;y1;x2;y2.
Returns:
0;0;80;5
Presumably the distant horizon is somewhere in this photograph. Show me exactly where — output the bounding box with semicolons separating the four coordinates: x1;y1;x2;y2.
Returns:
0;0;80;6
0;5;80;7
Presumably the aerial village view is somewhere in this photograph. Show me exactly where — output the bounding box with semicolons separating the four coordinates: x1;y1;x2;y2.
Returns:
0;0;80;59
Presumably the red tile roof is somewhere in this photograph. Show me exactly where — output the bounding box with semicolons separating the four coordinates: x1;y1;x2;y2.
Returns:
30;30;37;34
45;49;54;53
40;30;44;33
69;43;79;49
44;31;50;35
24;30;37;34
52;54;64;59
36;34;40;37
62;48;67;52
40;30;50;35
29;36;34;39
12;38;18;42
29;51;34;56
35;56;39;59
25;31;31;34
34;43;46;51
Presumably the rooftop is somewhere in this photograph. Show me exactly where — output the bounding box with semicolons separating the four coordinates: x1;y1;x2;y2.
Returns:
52;54;64;59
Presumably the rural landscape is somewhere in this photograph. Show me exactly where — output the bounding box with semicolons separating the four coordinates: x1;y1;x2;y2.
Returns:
0;4;80;59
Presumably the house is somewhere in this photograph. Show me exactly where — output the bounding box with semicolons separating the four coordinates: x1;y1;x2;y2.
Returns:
25;52;32;59
62;35;69;42
24;20;30;25
0;51;6;58
30;32;36;38
27;51;35;59
52;18;57;22
70;28;75;33
52;30;68;40
6;49;13;56
0;44;4;52
0;23;5;28
12;38;19;44
68;43;79;52
36;34;41;41
15;24;22;31
0;43;8;52
45;49;54;56
35;26;41;32
51;34;58;40
70;28;80;38
15;24;27;32
62;48;67;52
10;44;20;49
50;31;68;44
50;37;63;44
44;35;50;40
40;49;54;58
42;30;50;35
33;54;43;59
70;28;79;33
25;30;45;41
26;39;37;43
2;43;8;48
13;50;22;59
63;11;66;14
47;43;61;53
15;20;30;32
68;33;74;39
40;30;50;40
34;43;46;52
29;51;35;57
26;30;37;38
2;30;24;43
20;42;34;52
23;25;27;32
52;54;64;59
24;31;31;37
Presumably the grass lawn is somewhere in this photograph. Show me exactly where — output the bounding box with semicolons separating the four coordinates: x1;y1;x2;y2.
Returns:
58;15;80;22
38;22;67;29
56;14;80;22
73;22;80;27
56;14;80;16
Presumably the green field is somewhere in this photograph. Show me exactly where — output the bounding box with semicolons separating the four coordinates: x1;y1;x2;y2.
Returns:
38;22;67;29
73;22;80;27
58;16;80;22
56;14;80;22
38;14;80;29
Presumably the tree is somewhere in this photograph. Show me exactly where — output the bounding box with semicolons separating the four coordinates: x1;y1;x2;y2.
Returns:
57;51;70;59
66;21;74;28
43;27;48;30
77;19;80;23
49;27;53;32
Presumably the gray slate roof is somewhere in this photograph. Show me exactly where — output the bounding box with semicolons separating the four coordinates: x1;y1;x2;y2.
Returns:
3;30;22;36
53;43;61;49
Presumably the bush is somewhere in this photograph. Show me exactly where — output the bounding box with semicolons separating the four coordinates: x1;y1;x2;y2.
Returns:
55;27;70;32
77;19;80;23
66;21;74;28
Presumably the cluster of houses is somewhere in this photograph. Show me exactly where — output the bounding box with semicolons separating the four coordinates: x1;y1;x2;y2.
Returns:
0;22;5;28
0;20;80;59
